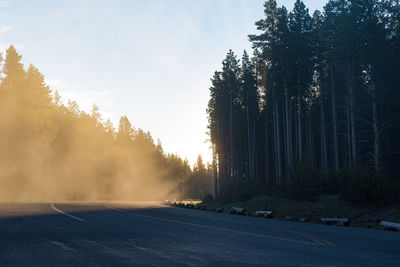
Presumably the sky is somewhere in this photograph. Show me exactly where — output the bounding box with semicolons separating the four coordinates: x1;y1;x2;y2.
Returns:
0;0;326;165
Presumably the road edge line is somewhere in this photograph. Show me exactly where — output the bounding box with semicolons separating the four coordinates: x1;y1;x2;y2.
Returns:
50;203;86;222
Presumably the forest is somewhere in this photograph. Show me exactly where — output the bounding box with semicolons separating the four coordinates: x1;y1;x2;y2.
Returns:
207;0;400;205
0;45;213;201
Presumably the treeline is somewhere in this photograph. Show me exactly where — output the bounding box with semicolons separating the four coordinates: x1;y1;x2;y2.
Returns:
207;0;400;205
0;46;212;201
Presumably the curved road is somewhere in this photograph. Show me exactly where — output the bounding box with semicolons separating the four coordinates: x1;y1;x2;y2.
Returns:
0;202;399;266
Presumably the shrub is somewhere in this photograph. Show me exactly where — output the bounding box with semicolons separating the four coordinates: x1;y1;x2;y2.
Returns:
217;180;269;204
202;194;215;204
339;165;400;206
284;162;320;201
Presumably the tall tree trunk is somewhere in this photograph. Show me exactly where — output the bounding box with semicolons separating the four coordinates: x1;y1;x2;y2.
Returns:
320;81;327;173
297;88;302;162
284;84;292;170
346;90;352;166
273;94;282;185
264;110;270;185
294;100;298;162
306;109;315;169
297;74;303;162
217;125;225;189
371;78;380;170
229;94;234;180
252;123;256;180
212;143;218;197
347;58;357;162
330;66;339;170
246;102;251;180
246;101;255;181
273;100;278;185
289;100;293;165
251;115;256;181
254;127;258;182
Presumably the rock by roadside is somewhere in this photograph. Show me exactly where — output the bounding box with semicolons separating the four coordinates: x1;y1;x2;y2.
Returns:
202;194;400;230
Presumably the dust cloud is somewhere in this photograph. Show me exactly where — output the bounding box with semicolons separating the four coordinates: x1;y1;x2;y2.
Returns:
0;46;185;202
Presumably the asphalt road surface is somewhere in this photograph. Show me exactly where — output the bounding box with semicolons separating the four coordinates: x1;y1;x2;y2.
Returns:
0;202;399;266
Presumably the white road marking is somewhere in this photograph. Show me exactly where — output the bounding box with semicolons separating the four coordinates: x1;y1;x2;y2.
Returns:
50;203;86;222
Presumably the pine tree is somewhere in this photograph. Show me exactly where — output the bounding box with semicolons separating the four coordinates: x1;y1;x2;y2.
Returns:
116;115;135;144
240;50;258;181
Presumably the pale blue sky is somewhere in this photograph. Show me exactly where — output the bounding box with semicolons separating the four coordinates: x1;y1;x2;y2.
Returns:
0;0;326;165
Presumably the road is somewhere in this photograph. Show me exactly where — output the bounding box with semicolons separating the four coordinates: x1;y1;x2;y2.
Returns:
0;202;399;266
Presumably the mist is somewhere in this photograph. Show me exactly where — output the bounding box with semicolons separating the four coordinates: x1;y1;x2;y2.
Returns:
0;45;188;202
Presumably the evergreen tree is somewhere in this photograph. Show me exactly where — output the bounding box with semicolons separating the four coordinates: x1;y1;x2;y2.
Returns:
208;0;400;204
240;50;258;181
